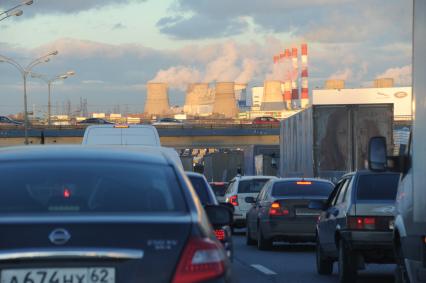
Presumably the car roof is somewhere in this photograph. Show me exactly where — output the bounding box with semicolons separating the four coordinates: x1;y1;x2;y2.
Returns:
0;145;171;165
342;170;400;179
83;124;154;128
185;172;206;178
233;175;278;181
272;177;334;184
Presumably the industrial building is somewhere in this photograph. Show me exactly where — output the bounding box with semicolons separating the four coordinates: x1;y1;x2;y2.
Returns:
144;82;170;116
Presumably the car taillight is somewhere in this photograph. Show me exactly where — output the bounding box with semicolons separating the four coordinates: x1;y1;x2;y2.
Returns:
348;216;377;230
214;229;226;241
172;238;226;283
269;201;289;216
227;195;238;206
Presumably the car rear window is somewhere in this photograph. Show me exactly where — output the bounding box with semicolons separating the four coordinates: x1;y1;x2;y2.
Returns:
210;183;228;197
272;181;334;197
0;161;187;214
356;174;400;201
187;176;213;205
238;179;271;194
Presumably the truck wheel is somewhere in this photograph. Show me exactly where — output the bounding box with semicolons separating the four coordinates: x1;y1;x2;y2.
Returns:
246;225;256;246
316;237;333;275
257;225;272;250
338;239;357;283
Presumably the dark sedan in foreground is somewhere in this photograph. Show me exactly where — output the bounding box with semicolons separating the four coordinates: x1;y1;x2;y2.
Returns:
246;178;334;250
0;146;231;283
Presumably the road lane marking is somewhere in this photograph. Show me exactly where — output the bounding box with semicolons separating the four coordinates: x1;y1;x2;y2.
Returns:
250;264;277;275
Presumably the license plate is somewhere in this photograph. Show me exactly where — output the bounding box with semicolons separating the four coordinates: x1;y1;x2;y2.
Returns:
1;268;115;283
296;209;319;216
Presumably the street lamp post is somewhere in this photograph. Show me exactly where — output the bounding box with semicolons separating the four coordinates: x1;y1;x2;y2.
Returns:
0;0;33;21
0;51;58;144
31;71;75;126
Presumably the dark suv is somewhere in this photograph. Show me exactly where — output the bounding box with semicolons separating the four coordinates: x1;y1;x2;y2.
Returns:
311;171;400;283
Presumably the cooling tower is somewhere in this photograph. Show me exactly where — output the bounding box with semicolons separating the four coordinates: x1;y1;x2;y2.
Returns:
374;78;394;88
144;83;170;115
324;79;345;89
261;80;286;111
184;83;214;115
212;82;238;118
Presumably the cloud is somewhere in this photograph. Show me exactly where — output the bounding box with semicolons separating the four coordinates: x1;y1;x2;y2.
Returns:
112;23;126;30
81;80;106;84
377;65;412;86
159;0;411;44
0;0;147;14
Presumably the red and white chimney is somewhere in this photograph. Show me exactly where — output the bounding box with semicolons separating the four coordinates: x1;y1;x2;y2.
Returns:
291;47;299;108
283;48;292;110
301;43;309;108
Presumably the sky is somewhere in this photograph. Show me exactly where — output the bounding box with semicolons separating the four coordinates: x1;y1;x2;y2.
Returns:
0;0;413;115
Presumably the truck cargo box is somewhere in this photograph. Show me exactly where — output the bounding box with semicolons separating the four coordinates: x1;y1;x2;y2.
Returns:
279;104;393;182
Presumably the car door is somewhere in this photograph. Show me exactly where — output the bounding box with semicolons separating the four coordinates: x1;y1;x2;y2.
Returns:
247;186;266;237
319;179;347;252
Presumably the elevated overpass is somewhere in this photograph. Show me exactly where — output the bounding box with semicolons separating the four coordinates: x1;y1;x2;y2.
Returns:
0;125;280;148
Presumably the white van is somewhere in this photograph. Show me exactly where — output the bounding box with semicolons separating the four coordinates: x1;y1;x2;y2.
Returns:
82;125;183;168
82;125;161;146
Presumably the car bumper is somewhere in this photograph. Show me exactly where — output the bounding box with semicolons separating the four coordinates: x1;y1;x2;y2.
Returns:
261;217;317;242
340;230;393;249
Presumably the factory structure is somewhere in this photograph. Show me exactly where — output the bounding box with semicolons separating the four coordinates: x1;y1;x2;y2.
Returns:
144;44;311;119
143;44;411;122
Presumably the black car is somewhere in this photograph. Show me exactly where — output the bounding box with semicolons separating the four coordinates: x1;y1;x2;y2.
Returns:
78;118;113;125
246;178;334;250
0;146;232;283
186;172;233;260
312;171;400;283
209;182;229;203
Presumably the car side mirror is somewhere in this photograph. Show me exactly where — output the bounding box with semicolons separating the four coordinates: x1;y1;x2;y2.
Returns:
205;205;232;227
245;196;256;204
220;202;235;213
368;136;387;172
308;200;326;211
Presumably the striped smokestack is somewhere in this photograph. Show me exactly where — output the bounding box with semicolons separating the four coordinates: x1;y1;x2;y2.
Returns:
301;43;309;108
291;47;299;108
283;48;292;110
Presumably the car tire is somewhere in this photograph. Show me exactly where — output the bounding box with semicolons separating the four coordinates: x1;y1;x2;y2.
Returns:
246;225;256;246
257;225;272;250
316;236;333;275
338;239;357;283
395;241;411;283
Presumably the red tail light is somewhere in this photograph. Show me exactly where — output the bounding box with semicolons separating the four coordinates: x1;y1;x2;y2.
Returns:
172;238;226;283
348;216;377;230
214;229;226;241
227;195;238;206
269;201;289;216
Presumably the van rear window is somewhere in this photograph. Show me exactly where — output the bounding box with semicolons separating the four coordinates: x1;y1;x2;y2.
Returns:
356;174;400;201
238;179;271;193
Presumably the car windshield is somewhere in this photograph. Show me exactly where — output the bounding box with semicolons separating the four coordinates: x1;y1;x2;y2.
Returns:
210;183;228;197
238;179;271;194
187;176;213;205
356;174;400;201
0;161;187;214
272;181;334;197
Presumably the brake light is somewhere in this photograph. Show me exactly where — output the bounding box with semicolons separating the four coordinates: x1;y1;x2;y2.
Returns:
269;202;289;216
172;238;226;283
297;181;312;185
63;188;71;199
214;229;225;241
113;124;129;128
348;216;377;230
227;195;238;206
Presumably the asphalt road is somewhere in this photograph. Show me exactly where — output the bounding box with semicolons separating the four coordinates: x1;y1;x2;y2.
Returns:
231;230;395;283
